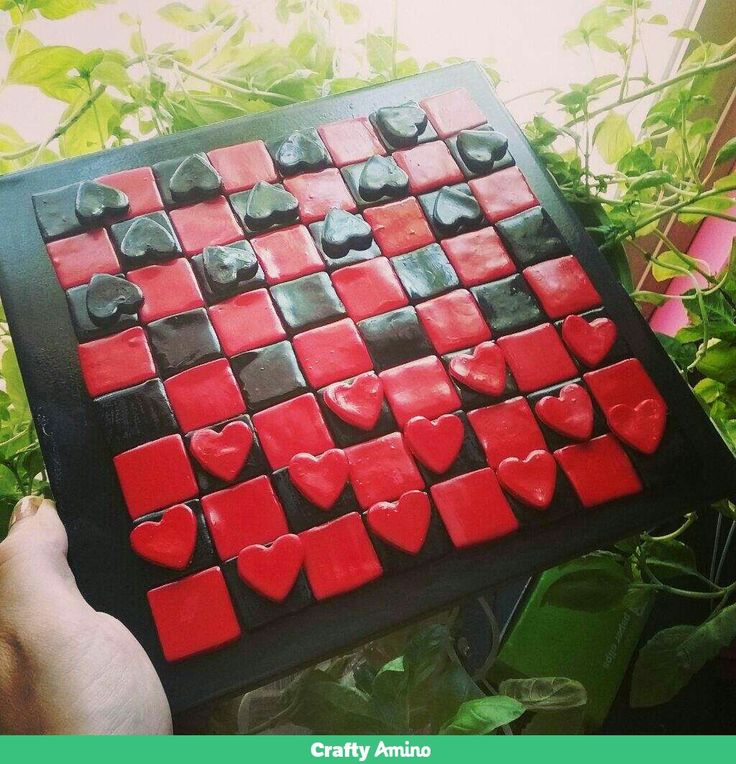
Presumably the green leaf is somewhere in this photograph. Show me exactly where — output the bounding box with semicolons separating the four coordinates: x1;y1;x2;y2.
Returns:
8;45;84;98
363;32;394;77
627;170;674;192
644;537;698;580
652;249;695;282
402;623;450;689
714;174;736;192
35;0;112;20
647;14;668;25
632;290;668;307
541;557;630;611
158;2;208;30
499;677;587;711
594;111;634;164
441;696;525;735
655;332;697;371
335;1;360;24
696;342;736;385
1;344;28;417
714;137;736;167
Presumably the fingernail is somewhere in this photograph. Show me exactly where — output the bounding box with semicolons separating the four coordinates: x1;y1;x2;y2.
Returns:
8;496;44;530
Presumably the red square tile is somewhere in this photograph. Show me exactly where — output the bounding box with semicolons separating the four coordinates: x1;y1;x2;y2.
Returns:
253;393;335;470
346;432;424;509
209;289;286;356
201;475;288;560
47;229;120;289
523;256;601;319
584;358;665;414
293;318;373;388
469;167;537;223
393;142;464;195
440;228;516;286
251;225;324;285
331;257;408;322
78;326;156;397
416;290;491;354
98;167;163;218
300;513;382;599
283;169;357;224
497;324;577;393
207;141;278;194
555;434;643;508
147;567;241;662
420;88;486;139
113;434;198;519
169;196;243;257
317;117;386;167
127;258;204;323
363;198;435;257
430;468;518;548
468;397;547;468
165;358;245;432
379;356;461;428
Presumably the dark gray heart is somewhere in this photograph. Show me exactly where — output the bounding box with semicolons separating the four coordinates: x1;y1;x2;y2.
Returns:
203;244;259;286
244;182;299;230
433;186;483;236
456;129;509;173
121;217;179;260
321;209;373;259
75;181;129;224
358;156;409;202
169;154;222;202
375;104;427;147
86;273;143;325
276;132;329;174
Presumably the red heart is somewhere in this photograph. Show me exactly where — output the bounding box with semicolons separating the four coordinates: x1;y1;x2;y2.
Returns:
130;504;197;570
366;491;431;554
323;372;384;430
497;450;557;509
189;421;253;481
237;534;304;602
449;342;506;396
561;314;617;367
607;398;666;454
535;383;594;441
404;414;464;473
289;449;350;509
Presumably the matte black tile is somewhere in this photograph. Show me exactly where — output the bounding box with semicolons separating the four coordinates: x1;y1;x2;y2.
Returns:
32;183;85;240
369;101;437;151
471;274;542;335
495;206;567;267
110;211;182;269
446;125;515;179
270;272;346;332
309;212;381;270
66;281;138;341
419;183;485;239
229;182;299;233
153;153;222;207
147;308;222;377
266;129;332;176
342;156;409;207
191;241;266;304
391;243;460;302
626;420;696;491
357;307;433;371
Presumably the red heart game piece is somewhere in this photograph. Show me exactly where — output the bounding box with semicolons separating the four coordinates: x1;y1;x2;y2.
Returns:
561;314;617;367
535;383;594;441
130;504;197;569
189;420;253;481
404;414;464;473
289;449;350;509
449;342;506;396
497;450;557;509
323;372;384;430
237;534;304;602
366;490;432;554
607;398;666;454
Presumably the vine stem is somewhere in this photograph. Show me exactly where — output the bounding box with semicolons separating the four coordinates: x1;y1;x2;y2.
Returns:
175;63;298;104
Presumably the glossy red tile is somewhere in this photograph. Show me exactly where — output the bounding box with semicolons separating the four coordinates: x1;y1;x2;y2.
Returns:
169;196;243;257
330;257;408;322
404;414;464;473
127;258;204;323
251;224;324;285
283;168;357;224
440;227;516;286
363;197;435;257
497;450;557;509
130;503;197;570
393;141;464;195
322;372;385;431
416;289;491;354
98;167;164;218
317;117;386;167
47;229;120;289
524;256;601;319
561;314;618;367
207;141;278;194
288;449;350;510
420;88;486;138
237;534;304;602
208;289;286;356
366;490;432;554
469;167;537;223
584;358;665;413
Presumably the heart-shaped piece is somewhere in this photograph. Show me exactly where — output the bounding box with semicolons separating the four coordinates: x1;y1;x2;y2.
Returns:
358;156;409;202
320;209;373;259
323;373;384;431
456;128;509;174
120;216;180;261
497;450;557;509
86;273;143;325
75;180;129;224
130;504;197;569
374;103;428;147
432;185;483;236
607;398;666;454
169;153;222;202
237;534;304;602
561;314;617;367
190;421;254;481
243;181;299;230
449;342;507;396
288;449;350;510
404;414;464;473
535;383;594;441
275;131;330;174
366;490;431;554
203;243;259;286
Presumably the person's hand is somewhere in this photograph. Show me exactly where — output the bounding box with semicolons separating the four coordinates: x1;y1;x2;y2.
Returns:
0;496;172;734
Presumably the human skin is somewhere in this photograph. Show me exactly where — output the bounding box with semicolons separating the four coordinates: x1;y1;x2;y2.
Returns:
0;496;172;734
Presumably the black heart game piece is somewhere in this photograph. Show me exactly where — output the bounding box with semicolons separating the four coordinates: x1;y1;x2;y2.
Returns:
320;209;373;258
169;154;222;203
75;180;129;225
86;273;144;325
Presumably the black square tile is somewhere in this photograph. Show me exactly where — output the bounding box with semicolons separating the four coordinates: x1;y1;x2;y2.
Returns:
419;183;486;239
342;156;410;207
66;281;138;342
471;274;542;335
271;272;346;332
147;307;222;377
191;240;266;304
357;306;433;371
495;206;567;267
369;101;437;151
152;153;222;207
32;182;85;240
229;182;299;234
442;348;518;410
626;420;695;491
231;340;308;410
446;124;515;179
391;243;459;302
110;211;181;269
266;129;332;176
309;212;381;270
